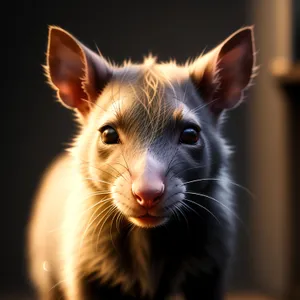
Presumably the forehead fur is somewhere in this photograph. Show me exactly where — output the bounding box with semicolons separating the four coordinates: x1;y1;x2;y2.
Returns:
111;55;192;92
98;57;195;145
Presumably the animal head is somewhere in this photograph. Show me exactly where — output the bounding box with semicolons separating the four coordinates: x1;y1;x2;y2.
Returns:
45;26;256;228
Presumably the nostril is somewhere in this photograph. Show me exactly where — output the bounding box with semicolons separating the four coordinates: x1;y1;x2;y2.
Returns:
132;182;165;208
155;186;164;201
153;195;161;204
136;195;143;204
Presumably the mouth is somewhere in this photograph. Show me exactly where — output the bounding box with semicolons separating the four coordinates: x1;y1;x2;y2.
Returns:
128;214;168;228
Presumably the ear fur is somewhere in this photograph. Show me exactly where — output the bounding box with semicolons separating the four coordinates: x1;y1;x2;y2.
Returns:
45;26;112;117
190;26;257;116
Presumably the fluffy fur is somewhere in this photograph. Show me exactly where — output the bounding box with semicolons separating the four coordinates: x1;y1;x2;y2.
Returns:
27;26;256;300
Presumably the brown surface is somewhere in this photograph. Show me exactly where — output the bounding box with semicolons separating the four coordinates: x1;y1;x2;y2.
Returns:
0;293;276;300
227;293;276;300
271;57;300;84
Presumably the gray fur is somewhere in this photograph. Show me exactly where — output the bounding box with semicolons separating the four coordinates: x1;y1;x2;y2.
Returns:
27;27;255;300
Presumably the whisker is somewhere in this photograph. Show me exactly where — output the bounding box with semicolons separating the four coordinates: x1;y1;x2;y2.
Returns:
184;191;243;225
164;191;184;204
96;205;118;251
113;162;130;173
79;196;113;216
116;211;124;234
110;208;120;251
127;223;136;238
181;178;255;199
169;163;210;181
174;203;189;231
165;147;179;177
189;98;219;115
91;204;115;241
104;162;128;182
48;194;112;233
121;151;132;176
81;177;114;186
81;98;107;112
48;279;66;293
79;159;118;179
183;198;221;224
79;201;113;254
181;200;201;217
79;190;111;199
170;205;180;222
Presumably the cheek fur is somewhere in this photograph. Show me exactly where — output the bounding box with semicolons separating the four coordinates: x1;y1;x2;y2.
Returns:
171;144;211;186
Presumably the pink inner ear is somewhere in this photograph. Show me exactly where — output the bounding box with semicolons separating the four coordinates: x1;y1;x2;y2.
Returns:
57;81;89;113
58;82;74;101
212;38;253;111
47;28;94;116
190;27;255;116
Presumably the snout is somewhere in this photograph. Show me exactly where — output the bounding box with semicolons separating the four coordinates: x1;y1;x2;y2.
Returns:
129;173;167;228
111;153;186;228
132;178;165;209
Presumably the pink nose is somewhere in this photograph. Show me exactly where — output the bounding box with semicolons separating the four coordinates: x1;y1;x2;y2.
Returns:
132;180;165;209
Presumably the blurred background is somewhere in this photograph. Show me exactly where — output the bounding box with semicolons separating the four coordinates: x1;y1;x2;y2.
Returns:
2;0;299;299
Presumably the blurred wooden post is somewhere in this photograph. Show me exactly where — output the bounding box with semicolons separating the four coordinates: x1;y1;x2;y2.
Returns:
293;0;300;62
271;0;300;298
250;0;292;298
272;62;300;300
269;0;300;299
282;71;300;300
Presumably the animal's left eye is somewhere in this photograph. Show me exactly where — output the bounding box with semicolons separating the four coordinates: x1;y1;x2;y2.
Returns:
99;126;120;144
179;127;200;145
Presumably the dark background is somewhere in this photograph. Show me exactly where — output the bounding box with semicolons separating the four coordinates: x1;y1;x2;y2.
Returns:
3;0;254;296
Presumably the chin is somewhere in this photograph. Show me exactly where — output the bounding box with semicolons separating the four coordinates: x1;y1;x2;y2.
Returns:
128;215;169;229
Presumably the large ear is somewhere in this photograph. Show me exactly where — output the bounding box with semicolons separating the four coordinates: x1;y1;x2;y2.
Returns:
190;26;256;116
45;26;112;117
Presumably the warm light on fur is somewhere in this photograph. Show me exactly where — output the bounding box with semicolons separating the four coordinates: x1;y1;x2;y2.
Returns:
27;25;257;300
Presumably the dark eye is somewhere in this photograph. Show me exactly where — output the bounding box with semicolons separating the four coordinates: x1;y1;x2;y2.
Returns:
179;127;200;145
99;126;120;144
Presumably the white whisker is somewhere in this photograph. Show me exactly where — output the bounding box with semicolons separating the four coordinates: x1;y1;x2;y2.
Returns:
79;159;118;179
82;177;115;186
189;98;219;115
181;178;255;199
95;205;118;252
174;203;189;231
183;198;221;224
110;208;121;252
116;211;124;234
48;194;112;234
48;279;66;293
104;161;129;182
79;201;114;254
185;191;243;225
79;197;113;216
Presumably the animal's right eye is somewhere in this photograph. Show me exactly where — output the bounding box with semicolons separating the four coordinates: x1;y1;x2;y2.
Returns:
179;127;200;145
99;126;120;144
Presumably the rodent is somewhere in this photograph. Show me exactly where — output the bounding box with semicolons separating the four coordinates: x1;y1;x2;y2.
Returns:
27;25;256;300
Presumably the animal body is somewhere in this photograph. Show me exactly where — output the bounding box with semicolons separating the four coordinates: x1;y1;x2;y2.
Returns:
27;26;256;300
